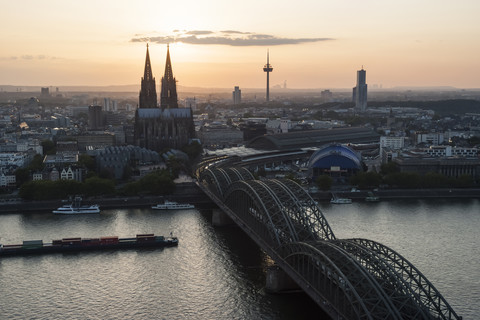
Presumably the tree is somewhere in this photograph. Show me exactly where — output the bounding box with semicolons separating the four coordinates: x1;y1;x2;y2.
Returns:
166;155;184;178
29;154;45;171
19;180;83;200
18;181;36;200
380;162;399;175
181;141;203;162
316;175;332;191
78;154;96;172
421;172;448;188
383;172;421;188
83;177;115;196
139;169;175;195
15;167;30;185
119;169;175;196
451;174;474;188
41;140;56;155
119;181;140;196
350;171;381;189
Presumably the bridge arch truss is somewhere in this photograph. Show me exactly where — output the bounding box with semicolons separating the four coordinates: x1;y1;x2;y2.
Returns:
195;158;461;319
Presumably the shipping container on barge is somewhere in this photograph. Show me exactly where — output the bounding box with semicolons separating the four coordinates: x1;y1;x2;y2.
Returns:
0;234;178;257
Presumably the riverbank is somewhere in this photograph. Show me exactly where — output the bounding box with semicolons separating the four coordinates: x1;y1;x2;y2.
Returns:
0;182;215;214
0;183;479;214
313;187;480;201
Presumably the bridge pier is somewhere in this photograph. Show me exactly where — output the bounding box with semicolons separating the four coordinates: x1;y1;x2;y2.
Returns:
212;208;234;226
265;265;300;293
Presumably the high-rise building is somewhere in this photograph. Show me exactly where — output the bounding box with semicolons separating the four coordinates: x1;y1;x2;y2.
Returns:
232;86;241;105
88;105;104;131
321;89;333;102
134;45;195;152
41;87;49;97
352;67;367;112
103;97;110;112
112;100;118;112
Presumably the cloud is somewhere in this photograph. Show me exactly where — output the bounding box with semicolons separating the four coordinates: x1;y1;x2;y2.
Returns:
0;55;61;61
220;30;252;35
131;30;333;46
0;56;18;61
185;30;214;35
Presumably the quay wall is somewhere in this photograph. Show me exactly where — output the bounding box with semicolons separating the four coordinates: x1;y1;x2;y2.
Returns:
0;182;479;214
0;183;215;214
313;188;480;201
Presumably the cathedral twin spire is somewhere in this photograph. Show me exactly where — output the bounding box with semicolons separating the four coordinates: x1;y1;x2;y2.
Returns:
139;44;157;108
139;44;178;109
160;44;179;109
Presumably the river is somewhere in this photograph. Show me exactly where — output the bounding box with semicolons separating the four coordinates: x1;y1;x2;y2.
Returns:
0;199;478;319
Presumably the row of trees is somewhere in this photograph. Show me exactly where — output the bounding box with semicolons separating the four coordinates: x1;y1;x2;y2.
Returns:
19;168;177;201
19;177;116;201
314;162;476;191
350;171;474;189
16;141;203;200
118;169;175;196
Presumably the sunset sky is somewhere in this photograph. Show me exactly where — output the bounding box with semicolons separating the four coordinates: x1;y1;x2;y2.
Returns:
2;0;479;89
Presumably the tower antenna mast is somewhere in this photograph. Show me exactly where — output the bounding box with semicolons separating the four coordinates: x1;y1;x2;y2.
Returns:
263;49;273;102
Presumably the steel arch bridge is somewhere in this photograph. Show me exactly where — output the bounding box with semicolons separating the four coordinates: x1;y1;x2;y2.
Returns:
196;162;461;319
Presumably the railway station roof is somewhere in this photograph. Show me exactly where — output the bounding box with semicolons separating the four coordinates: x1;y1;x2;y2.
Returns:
246;127;380;151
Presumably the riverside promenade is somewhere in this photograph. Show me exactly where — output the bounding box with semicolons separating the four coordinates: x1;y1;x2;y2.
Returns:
0;182;215;214
0;183;479;214
313;187;480;201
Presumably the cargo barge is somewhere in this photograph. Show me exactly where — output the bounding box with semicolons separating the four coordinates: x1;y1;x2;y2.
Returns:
0;234;178;257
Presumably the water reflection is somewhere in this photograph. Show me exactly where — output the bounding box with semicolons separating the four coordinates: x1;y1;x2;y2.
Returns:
0;199;477;319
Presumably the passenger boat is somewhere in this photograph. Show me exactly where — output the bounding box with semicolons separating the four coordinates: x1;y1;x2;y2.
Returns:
152;200;195;210
365;192;380;202
330;194;352;204
330;197;352;204
53;196;100;214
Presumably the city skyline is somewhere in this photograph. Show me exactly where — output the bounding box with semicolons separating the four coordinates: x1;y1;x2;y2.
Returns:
1;0;479;89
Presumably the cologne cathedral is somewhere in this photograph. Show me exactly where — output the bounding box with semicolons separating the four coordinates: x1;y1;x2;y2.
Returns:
134;44;195;152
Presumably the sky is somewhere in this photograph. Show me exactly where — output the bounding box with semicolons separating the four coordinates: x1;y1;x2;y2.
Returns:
1;0;480;89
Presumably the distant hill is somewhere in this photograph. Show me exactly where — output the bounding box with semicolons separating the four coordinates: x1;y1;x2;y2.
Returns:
390;86;459;91
0;84;140;93
369;99;480;115
1;84;479;96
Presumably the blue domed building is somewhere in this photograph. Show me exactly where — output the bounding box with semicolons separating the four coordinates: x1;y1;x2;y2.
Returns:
308;144;363;180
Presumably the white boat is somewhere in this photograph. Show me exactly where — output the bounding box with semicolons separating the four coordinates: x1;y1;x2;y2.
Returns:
152;200;195;210
330;198;352;204
330;194;352;204
53;197;100;214
365;192;380;202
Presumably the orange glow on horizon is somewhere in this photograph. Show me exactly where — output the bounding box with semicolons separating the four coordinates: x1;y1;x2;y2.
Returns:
1;1;479;89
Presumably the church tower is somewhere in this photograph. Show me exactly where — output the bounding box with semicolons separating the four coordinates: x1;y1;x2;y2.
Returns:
160;45;178;109
134;43;195;152
139;44;157;108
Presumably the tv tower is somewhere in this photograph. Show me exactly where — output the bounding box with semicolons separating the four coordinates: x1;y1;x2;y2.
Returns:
263;50;273;102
